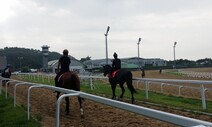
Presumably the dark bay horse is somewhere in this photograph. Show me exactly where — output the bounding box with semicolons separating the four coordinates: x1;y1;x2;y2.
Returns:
1;71;11;84
103;65;137;104
1;72;11;78
56;71;83;115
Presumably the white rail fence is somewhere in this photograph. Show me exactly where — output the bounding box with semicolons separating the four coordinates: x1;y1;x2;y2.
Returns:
0;77;212;127
14;73;212;110
178;70;212;79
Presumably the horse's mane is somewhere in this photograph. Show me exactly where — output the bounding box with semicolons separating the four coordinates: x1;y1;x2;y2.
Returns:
105;64;112;70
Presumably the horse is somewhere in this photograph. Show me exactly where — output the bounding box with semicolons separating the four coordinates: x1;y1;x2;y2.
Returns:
1;71;11;85
1;72;11;78
103;65;137;104
56;71;83;116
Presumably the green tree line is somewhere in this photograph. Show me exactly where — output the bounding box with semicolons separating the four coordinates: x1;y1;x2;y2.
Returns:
0;47;211;71
0;47;61;71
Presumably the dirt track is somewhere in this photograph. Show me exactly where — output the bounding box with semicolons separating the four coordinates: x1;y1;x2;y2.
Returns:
3;68;212;127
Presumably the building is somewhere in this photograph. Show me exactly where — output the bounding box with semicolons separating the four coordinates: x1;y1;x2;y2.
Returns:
42;45;50;72
121;57;167;67
83;58;139;70
48;57;85;74
84;57;167;70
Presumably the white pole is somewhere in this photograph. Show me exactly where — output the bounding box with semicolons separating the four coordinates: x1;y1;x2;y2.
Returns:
105;26;110;64
200;84;206;110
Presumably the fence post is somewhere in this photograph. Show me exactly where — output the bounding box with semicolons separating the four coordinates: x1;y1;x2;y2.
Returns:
14;82;26;107
160;83;164;93
27;85;44;120
5;80;17;99
56;93;80;127
200;84;206;110
90;77;94;90
179;86;183;96
145;81;149;99
148;82;151;90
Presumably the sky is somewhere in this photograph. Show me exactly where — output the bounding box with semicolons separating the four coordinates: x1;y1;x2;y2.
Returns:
0;0;212;61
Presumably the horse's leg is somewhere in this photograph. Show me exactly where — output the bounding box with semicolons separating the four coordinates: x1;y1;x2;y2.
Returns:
126;80;135;104
78;97;84;117
65;97;69;115
56;92;60;100
128;82;135;104
111;83;117;100
130;91;134;104
119;83;125;101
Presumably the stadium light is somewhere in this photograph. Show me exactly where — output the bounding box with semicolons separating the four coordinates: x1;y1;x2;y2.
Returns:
104;26;110;64
173;41;177;68
137;38;141;58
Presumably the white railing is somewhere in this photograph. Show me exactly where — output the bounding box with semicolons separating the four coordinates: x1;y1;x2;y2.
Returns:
0;77;212;127
178;70;212;79
11;73;212;110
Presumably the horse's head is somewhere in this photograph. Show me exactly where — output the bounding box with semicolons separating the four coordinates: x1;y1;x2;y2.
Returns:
103;64;112;77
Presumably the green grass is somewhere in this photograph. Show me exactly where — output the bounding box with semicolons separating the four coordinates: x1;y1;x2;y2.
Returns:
13;75;212;114
80;81;212;113
165;70;186;77
0;91;42;127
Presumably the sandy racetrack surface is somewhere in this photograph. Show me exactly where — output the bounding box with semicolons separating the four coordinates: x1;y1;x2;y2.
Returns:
5;85;180;127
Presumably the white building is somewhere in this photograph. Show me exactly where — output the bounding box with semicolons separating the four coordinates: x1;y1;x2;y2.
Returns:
121;57;167;67
48;57;85;74
84;57;167;69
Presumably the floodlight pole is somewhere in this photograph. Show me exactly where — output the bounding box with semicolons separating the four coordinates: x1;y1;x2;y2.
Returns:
137;38;141;58
105;26;110;65
173;41;177;69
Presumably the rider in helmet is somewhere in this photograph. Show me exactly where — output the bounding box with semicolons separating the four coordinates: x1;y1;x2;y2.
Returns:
112;52;121;72
54;49;71;87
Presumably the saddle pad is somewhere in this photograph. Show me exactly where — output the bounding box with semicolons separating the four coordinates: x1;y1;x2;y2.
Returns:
58;74;64;82
112;70;119;78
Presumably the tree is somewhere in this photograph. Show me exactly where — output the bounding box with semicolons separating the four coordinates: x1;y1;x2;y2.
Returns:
80;56;91;62
0;47;61;71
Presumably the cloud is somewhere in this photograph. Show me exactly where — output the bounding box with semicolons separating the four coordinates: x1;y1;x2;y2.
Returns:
0;0;212;60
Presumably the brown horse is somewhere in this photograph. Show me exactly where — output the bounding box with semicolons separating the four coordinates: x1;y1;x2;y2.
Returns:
56;71;83;115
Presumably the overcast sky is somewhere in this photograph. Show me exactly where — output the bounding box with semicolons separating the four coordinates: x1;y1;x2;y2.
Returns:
0;0;212;61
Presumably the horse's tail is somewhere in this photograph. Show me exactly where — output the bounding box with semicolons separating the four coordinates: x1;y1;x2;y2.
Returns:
127;71;137;94
71;73;80;91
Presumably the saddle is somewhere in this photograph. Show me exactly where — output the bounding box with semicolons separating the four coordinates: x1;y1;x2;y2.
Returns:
111;69;120;78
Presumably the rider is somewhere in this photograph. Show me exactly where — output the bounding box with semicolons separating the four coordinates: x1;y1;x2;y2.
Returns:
112;52;121;72
1;64;11;78
55;49;71;87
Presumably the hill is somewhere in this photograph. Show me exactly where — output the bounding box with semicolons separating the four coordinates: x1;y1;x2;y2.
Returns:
0;47;61;71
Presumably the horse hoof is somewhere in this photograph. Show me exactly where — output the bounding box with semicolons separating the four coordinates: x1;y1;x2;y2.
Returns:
119;98;123;101
112;96;116;100
81;115;84;118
